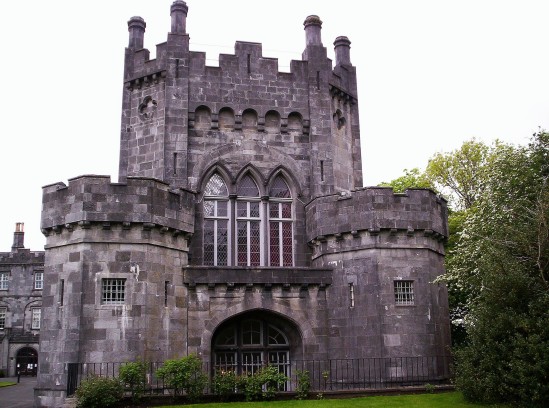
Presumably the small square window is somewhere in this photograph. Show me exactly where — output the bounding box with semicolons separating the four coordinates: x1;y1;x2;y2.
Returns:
34;272;44;290
394;280;414;306
31;308;41;329
102;278;126;305
0;272;8;290
0;307;6;329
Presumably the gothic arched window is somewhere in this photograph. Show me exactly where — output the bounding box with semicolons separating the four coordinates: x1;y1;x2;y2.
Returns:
203;173;229;266
236;175;261;266
268;176;293;266
202;172;294;267
213;317;290;381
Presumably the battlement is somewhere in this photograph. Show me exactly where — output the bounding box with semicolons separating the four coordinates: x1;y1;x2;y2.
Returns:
0;250;44;264
305;187;448;243
123;2;357;103
41;175;195;235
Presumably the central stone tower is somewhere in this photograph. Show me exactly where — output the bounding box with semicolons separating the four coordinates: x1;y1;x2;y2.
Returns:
35;2;450;407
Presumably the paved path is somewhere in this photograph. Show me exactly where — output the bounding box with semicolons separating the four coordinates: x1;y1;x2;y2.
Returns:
0;376;37;408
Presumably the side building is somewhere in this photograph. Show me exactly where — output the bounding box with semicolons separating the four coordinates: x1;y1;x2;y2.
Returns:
35;1;451;407
0;223;44;377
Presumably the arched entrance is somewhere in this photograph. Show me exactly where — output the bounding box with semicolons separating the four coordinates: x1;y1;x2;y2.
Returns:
211;311;302;388
16;347;38;376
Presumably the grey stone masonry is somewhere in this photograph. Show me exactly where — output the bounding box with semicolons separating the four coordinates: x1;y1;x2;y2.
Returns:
306;187;448;244
41;175;194;235
0;224;43;377
35;2;451;407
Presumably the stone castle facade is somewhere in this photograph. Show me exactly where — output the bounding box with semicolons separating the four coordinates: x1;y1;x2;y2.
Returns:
0;224;43;378
35;1;450;406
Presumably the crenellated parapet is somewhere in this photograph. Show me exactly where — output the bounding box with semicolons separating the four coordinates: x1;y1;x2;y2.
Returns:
306;187;448;248
41;175;195;237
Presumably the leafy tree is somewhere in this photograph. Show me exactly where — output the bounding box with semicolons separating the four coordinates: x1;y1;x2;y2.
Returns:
425;138;491;210
378;167;434;193
447;131;549;407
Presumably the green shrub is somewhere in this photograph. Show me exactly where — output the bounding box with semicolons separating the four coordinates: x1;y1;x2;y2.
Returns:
0;369;5;378
75;375;123;408
239;365;288;401
119;361;147;403
424;383;435;393
295;369;311;400
155;354;207;402
212;369;238;400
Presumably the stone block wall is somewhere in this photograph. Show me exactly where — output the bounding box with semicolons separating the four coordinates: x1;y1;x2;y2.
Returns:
306;187;450;361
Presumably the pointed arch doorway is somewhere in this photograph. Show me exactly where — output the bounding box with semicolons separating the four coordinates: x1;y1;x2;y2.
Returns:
211;311;302;388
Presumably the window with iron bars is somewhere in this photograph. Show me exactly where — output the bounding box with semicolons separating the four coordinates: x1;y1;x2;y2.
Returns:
394;280;414;305
101;278;126;305
213;318;290;390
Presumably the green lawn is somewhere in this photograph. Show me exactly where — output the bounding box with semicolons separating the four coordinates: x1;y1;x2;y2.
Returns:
158;391;505;408
0;381;16;387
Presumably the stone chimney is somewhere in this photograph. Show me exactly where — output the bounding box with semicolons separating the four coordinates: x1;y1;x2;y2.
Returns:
170;0;188;34
334;36;351;66
304;15;323;46
12;222;24;250
127;16;146;49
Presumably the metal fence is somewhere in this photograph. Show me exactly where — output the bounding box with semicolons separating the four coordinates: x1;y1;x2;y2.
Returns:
66;355;452;396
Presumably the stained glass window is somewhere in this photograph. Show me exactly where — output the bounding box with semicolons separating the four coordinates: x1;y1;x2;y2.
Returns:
269;177;293;266
202;173;294;268
236;175;261;266
204;174;230;266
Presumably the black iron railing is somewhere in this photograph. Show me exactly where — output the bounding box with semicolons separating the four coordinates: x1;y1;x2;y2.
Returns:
66;355;452;396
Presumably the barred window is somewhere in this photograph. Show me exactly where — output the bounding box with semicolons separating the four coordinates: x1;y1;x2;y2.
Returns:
394;280;414;305
102;278;126;305
0;307;6;329
34;272;44;290
31;308;41;329
0;272;8;290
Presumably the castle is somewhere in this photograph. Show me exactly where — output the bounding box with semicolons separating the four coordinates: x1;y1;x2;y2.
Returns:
35;1;450;406
0;224;43;378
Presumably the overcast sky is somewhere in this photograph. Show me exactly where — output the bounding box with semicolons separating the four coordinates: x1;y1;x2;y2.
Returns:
1;0;548;251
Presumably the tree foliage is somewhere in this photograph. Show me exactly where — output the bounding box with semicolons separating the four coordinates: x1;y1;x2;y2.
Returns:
119;361;147;403
155;354;208;401
378;167;434;193
75;376;124;408
446;132;549;407
425;138;495;210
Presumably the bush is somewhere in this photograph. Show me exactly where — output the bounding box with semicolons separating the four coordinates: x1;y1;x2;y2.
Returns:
239;365;288;401
75;375;123;408
295;369;311;400
212;369;238;400
119;361;147;403
155;354;207;402
0;369;5;378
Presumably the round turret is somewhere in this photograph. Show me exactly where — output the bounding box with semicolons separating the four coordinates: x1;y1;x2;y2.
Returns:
127;16;146;49
334;36;351;66
171;0;188;34
303;15;323;46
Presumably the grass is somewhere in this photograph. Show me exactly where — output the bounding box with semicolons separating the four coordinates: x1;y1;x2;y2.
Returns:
0;381;17;387
156;391;504;408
